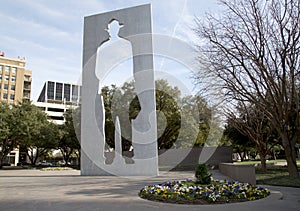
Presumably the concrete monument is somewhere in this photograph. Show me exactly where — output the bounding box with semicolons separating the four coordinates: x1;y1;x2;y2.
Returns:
81;4;158;176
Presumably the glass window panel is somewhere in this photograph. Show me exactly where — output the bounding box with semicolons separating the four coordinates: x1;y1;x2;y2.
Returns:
47;82;55;100
72;85;78;102
55;83;63;101
5;66;10;72
64;84;70;101
12;67;17;74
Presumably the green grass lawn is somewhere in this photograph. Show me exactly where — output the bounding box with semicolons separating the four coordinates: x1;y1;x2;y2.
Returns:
234;159;300;188
256;167;300;188
233;159;300;165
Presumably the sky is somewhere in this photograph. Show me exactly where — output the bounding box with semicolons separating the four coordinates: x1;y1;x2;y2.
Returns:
0;0;220;101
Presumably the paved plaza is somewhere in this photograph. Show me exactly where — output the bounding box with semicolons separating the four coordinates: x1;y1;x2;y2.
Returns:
0;169;299;211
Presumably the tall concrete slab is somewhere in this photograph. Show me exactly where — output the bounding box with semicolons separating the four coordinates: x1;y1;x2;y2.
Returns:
81;4;158;176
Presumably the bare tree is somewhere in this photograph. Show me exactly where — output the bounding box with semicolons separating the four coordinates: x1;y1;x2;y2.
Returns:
194;0;300;177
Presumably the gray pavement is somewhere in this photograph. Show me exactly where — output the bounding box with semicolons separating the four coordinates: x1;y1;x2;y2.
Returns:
0;169;299;211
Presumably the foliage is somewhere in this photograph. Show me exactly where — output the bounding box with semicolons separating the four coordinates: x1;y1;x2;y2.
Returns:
57;108;81;166
0;102;17;166
139;179;270;204
194;0;300;177
222;106;282;173
155;80;181;149
0;101;81;166
222;123;255;161
101;79;212;151
13;101;58;165
195;163;212;184
178;95;211;148
230;102;281;172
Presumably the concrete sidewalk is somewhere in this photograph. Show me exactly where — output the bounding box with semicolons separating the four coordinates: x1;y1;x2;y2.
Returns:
0;169;299;211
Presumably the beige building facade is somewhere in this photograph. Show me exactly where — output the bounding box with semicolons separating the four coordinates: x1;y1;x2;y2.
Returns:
0;53;32;166
0;53;32;104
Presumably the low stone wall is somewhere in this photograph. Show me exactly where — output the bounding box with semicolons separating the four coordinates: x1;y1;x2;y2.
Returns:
219;163;256;185
104;147;233;170
158;147;232;169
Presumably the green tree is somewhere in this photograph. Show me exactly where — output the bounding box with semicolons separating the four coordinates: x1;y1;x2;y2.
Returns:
228;103;281;172
179;95;211;148
101;80;213;151
155;80;181;149
0;102;17;166
14;101;58;165
57;109;81;166
102;80;182;150
222;122;254;162
102;84;132;151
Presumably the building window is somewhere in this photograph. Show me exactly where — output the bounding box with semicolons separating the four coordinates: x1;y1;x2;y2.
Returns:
24;75;30;81
47;107;64;112
5;66;10;72
55;82;63;101
3;93;7;99
11;76;16;82
0;74;2;80
64;84;70;101
12;67;17;74
72;85;78;102
47;81;55;100
10;94;15;100
11;85;15;91
4;84;8;90
50;116;64;121
5;75;9;81
37;83;46;102
0;83;1;89
0;65;2;71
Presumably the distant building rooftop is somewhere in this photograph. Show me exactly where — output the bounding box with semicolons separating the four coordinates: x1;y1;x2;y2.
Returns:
37;81;81;105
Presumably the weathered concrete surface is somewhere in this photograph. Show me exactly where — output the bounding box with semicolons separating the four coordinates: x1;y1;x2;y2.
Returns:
219;163;256;185
1;169;299;211
81;4;158;176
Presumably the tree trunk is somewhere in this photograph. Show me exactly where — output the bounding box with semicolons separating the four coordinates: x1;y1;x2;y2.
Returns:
273;150;277;160
0;154;6;168
283;142;299;177
0;154;6;164
26;150;34;165
259;153;267;173
33;149;39;165
238;152;244;162
64;153;70;167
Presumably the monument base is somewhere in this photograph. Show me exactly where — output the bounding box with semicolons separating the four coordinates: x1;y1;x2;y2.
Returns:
81;151;158;176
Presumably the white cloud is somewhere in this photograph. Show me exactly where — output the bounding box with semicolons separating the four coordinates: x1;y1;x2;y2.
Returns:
0;0;220;101
15;0;67;19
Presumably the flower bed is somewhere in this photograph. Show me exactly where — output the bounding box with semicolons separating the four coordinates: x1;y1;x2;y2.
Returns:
40;167;74;171
139;179;270;204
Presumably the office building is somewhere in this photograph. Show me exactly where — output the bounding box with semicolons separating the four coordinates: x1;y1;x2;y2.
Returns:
0;52;32;166
37;81;80;105
35;81;80;124
0;52;32;104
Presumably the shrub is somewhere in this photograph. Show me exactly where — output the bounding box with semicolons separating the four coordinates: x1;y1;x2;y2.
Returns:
195;163;212;184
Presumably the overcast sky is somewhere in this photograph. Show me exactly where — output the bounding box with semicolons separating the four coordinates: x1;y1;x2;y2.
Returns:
0;0;220;101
